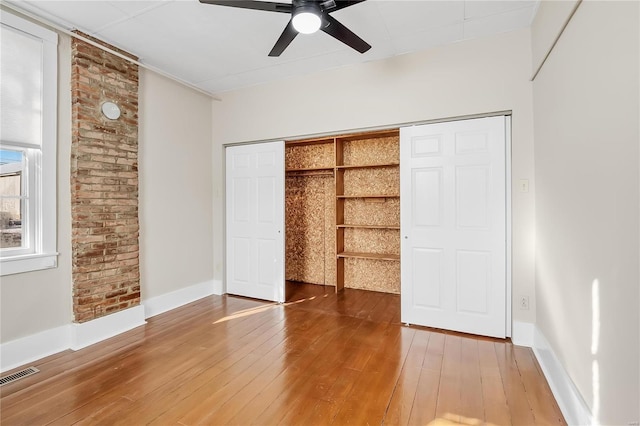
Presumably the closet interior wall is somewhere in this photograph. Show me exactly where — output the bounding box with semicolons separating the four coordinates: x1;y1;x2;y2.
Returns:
285;139;336;287
285;130;400;294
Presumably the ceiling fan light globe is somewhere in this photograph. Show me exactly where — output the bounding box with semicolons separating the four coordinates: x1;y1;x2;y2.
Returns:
292;11;321;34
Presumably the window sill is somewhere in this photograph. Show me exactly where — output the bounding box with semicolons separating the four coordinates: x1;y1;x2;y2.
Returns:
1;252;59;276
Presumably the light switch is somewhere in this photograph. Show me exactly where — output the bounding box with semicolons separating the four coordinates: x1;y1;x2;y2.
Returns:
519;179;529;193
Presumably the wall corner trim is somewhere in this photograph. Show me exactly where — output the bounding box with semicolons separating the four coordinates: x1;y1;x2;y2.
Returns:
70;305;146;351
0;325;71;373
143;280;216;319
532;326;594;426
511;321;535;347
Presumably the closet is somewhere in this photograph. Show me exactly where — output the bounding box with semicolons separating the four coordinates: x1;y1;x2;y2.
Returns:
227;116;509;338
285;129;400;294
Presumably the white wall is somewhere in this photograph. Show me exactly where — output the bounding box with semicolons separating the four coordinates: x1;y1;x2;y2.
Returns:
138;71;214;300
532;1;639;424
1;29;215;348
0;32;73;344
212;28;537;326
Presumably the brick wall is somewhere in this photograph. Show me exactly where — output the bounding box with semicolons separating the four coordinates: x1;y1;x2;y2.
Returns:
71;33;140;323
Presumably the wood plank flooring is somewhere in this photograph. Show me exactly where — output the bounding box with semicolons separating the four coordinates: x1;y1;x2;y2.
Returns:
0;283;565;425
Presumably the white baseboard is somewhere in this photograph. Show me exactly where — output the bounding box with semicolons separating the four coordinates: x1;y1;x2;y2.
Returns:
212;279;224;295
0;281;225;372
143;280;217;318
511;320;535;347
70;305;146;351
1;306;147;372
533;326;594;426
511;321;594;425
0;325;71;373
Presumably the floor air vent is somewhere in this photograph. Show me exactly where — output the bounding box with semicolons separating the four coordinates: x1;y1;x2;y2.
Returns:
0;366;40;386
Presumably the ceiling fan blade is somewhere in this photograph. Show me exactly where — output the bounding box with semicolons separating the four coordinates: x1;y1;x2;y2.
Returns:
269;20;298;57
199;0;292;13
321;14;371;53
322;0;366;13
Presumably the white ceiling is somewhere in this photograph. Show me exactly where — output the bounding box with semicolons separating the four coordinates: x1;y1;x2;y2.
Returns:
8;0;539;96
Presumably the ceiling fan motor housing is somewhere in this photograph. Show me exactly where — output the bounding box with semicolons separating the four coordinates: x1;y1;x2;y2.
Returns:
291;0;325;34
199;0;370;56
292;0;323;33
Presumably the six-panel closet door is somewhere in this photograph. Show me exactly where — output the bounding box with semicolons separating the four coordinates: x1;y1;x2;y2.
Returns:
400;116;508;338
225;141;285;303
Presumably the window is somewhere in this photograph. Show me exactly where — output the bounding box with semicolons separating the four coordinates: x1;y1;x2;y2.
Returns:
0;13;58;275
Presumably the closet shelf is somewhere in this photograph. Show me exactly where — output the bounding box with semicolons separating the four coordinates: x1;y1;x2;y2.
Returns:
286;138;334;147
336;163;399;169
336;194;399;199
337;224;400;230
337;252;400;261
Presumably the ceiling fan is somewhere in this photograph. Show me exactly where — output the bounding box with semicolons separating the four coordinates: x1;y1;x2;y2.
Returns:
199;0;371;57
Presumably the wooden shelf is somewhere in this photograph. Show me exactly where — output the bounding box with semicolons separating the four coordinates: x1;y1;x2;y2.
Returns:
336;163;399;170
336;129;399;142
286;167;334;173
337;194;399;199
337;224;399;230
286;138;334;146
335;128;400;293
337;252;400;261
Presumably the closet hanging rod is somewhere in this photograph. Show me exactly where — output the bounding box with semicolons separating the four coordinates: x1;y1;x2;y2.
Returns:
286;172;334;177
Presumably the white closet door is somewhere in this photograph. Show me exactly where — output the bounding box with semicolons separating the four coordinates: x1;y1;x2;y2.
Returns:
400;116;507;338
226;141;285;303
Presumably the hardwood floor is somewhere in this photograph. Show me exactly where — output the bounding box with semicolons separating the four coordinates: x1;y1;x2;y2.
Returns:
1;283;565;425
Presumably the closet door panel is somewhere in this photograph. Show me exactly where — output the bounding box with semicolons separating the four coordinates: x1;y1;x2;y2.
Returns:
226;141;285;302
401;116;507;338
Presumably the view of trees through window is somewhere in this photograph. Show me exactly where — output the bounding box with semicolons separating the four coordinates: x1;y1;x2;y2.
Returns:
0;149;24;249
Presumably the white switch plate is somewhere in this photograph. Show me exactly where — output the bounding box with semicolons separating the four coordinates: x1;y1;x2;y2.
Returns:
519;179;529;193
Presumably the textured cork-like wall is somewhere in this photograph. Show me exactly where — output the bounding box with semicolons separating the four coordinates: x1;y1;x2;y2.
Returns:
344;258;401;293
285;140;335;287
344;228;399;255
343;168;399;196
343;198;400;227
342;135;399;166
285;143;334;170
285;174;335;286
71;33;140;322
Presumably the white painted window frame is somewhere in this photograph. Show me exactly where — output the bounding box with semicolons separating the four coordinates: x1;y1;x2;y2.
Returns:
1;12;58;276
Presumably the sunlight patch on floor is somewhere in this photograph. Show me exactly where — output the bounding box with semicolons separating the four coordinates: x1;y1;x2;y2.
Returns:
212;296;317;324
427;413;498;426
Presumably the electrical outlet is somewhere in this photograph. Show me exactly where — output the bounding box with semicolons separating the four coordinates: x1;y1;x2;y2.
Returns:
520;296;529;310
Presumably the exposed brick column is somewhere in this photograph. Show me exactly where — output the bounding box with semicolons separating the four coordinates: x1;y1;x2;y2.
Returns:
70;33;140;323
